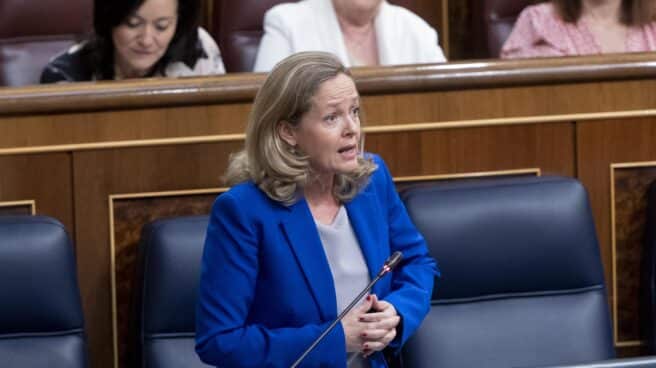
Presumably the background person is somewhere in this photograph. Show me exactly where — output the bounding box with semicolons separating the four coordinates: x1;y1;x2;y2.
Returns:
501;0;656;58
253;0;446;72
40;0;225;83
195;51;438;367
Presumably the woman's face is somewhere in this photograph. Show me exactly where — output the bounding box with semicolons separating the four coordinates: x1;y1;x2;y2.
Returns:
280;73;362;176
112;0;178;78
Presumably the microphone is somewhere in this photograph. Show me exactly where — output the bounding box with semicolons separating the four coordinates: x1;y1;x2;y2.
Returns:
290;251;403;368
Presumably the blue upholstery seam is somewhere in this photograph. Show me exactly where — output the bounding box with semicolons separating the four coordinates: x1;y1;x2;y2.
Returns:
0;217;67;231
0;328;84;339
144;332;195;340
402;177;573;200
433;284;605;305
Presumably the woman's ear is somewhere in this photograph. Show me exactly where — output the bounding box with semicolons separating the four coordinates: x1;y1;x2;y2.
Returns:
277;120;297;147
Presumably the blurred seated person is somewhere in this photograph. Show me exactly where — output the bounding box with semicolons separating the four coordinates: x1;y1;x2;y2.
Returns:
501;0;656;58
253;0;446;72
40;0;225;83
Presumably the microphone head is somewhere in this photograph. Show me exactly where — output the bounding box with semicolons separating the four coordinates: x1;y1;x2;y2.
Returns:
385;251;403;270
378;251;403;277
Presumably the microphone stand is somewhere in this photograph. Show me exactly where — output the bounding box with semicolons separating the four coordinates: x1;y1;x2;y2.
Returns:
290;252;403;368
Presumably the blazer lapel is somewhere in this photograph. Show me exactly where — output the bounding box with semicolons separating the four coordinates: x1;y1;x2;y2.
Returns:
310;0;351;66
281;199;337;321
346;191;386;296
375;1;395;65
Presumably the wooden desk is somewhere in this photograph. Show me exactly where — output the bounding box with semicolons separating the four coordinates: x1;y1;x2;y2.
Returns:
1;53;655;367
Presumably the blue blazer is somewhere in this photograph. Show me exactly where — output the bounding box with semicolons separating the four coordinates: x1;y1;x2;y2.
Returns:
196;155;438;367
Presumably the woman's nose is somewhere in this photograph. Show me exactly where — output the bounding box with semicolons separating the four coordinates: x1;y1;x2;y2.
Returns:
138;26;155;47
343;115;358;136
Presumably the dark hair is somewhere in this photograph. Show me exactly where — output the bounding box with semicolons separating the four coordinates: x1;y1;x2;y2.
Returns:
551;0;654;25
85;0;203;79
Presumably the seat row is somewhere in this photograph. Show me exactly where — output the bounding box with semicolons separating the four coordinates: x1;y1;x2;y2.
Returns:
4;175;656;367
0;0;534;87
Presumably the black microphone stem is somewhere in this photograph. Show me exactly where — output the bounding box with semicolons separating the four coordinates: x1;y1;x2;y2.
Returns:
289;273;384;368
290;251;402;368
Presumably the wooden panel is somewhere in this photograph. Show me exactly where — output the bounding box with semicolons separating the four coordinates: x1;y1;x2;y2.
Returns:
73;142;241;368
2;80;654;154
0;206;31;215
577;117;656;356
361;80;656;124
0;153;72;231
367;123;574;177
111;192;219;367
3;54;656;117
0;103;250;150
0;202;34;215
612;166;656;343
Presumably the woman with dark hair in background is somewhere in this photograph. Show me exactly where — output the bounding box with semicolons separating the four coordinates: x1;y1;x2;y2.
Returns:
40;0;225;82
501;0;656;58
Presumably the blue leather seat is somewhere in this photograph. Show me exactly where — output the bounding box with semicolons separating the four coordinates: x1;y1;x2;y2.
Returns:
0;215;87;367
400;176;615;368
133;215;211;368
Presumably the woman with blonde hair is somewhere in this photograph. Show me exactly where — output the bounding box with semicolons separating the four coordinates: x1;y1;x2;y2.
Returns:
195;51;438;367
501;0;656;58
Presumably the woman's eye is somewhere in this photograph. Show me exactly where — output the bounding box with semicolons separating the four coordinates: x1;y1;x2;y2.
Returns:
125;17;142;28
324;114;338;123
155;21;171;32
351;107;360;117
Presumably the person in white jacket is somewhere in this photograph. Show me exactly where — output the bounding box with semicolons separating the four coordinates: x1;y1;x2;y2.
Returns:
253;0;446;72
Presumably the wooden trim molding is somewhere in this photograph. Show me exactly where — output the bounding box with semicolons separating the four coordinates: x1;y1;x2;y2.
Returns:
393;168;541;183
0;200;36;214
1;109;655;156
2;53;656;115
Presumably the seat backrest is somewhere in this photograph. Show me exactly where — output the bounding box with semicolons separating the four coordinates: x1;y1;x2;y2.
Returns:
134;216;211;368
211;0;421;73
0;0;91;86
0;216;87;368
400;176;614;368
212;0;294;73
470;0;536;58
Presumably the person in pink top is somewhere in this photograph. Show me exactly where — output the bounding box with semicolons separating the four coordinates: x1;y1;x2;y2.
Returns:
501;0;656;58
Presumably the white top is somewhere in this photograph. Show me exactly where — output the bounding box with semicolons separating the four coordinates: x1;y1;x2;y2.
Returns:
164;27;226;77
316;206;371;368
253;0;446;72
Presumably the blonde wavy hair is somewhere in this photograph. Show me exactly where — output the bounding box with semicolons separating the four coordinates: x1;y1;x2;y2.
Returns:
224;51;376;204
